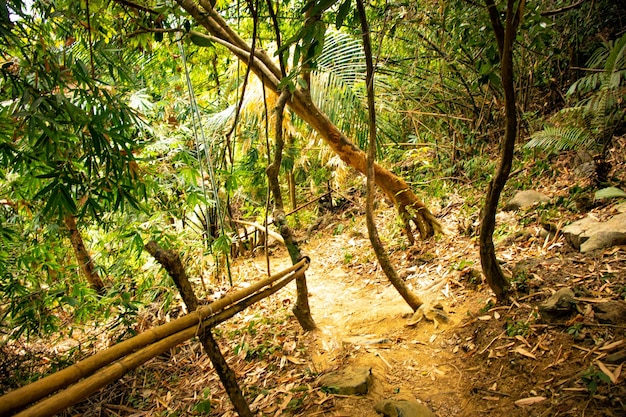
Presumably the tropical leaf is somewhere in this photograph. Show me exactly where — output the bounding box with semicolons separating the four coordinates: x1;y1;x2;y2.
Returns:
525;126;593;151
530;33;626;153
595;187;626;200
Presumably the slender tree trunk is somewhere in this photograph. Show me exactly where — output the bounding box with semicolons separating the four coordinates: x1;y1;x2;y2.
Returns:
267;90;316;331
357;0;423;311
144;241;253;417
479;0;525;301
64;215;104;294
287;170;296;211
173;0;441;243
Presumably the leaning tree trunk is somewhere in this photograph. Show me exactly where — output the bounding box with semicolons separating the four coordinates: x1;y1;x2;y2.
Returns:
357;0;423;311
144;241;253;417
174;0;441;243
479;0;524;301
64;215;105;294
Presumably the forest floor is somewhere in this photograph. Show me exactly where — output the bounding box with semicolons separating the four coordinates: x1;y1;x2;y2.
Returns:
3;149;626;417
69;183;625;416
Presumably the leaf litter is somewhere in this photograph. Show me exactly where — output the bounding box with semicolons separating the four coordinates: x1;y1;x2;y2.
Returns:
2;148;626;416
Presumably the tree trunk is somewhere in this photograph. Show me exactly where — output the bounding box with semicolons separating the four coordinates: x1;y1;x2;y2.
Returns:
64;215;104;294
479;0;524;301
174;0;440;243
357;0;423;311
287;170;296;211
145;241;253;417
267;90;316;331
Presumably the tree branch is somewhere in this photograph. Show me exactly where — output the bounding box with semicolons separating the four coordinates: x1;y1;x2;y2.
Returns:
114;0;159;14
541;0;585;17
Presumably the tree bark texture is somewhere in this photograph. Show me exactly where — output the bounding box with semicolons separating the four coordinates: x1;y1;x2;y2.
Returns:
64;215;105;294
479;0;524;301
357;0;423;311
145;241;252;417
174;0;441;243
267;90;316;331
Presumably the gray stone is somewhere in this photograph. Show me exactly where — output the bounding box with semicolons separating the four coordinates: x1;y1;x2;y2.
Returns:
318;366;372;395
539;287;577;317
374;399;436;417
563;212;626;252
592;301;626;324
503;190;551;211
605;349;626;364
581;231;626;253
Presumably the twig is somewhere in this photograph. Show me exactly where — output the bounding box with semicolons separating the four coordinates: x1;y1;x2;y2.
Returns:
479;331;507;355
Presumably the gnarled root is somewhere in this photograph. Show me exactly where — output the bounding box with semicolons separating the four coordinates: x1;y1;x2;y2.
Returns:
395;189;442;244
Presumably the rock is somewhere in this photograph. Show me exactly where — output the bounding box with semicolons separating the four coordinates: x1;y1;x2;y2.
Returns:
581;231;626;253
502;190;551;211
374;399;436;417
539;288;577;318
318;366;372;395
605;349;626;364
592;301;626;324
562;212;626;252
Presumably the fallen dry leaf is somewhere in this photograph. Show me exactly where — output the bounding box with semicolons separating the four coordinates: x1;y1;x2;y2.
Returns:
514;346;537;360
599;339;624;351
514;396;547;406
596;361;618;384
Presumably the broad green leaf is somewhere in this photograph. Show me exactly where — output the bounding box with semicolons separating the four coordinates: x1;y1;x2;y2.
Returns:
335;0;352;29
190;32;213;48
595;187;626;200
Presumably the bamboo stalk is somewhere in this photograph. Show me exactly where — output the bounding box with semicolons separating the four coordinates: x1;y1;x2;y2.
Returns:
0;258;309;415
13;269;304;417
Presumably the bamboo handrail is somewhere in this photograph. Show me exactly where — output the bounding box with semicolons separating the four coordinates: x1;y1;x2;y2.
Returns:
0;258;309;416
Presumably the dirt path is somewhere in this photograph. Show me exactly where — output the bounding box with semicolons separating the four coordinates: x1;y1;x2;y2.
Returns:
257;209;626;417
277;230;478;416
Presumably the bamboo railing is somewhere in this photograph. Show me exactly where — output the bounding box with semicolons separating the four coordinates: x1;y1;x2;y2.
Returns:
0;258;309;417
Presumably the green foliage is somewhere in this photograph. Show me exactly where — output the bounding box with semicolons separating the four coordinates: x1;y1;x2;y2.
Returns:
581;365;612;395
566;323;584;338
0;2;150;220
595;186;626;200
527;33;626;152
192;388;212;414
505;320;530;337
309;31;369;149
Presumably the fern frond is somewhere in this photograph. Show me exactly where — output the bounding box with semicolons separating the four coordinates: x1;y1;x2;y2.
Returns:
316;31;366;88
586;44;609;69
604;33;626;74
310;30;369;149
525;126;594;151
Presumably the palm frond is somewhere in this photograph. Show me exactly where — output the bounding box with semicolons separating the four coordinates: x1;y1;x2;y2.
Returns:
310;31;369;149
316;31;367;88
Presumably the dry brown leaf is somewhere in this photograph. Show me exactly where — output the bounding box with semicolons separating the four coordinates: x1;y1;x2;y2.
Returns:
599;339;624;351
515;335;531;347
284;355;305;364
514;346;537;360
596;361;618;384
614;362;623;382
514;396;546;407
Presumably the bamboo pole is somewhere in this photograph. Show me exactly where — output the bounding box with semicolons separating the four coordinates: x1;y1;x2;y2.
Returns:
8;268;306;417
0;258;309;416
